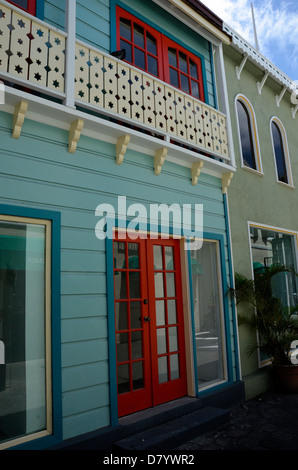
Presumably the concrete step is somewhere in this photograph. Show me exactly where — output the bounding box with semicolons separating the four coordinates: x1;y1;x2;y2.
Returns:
114;406;230;450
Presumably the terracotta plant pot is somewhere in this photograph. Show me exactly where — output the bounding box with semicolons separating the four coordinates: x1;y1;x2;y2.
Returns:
274;365;298;392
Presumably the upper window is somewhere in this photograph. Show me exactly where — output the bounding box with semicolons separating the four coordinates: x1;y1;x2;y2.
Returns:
116;7;205;102
235;95;261;172
7;0;36;15
270;118;292;186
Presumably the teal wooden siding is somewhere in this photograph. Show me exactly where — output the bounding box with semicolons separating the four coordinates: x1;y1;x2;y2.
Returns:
0;108;234;439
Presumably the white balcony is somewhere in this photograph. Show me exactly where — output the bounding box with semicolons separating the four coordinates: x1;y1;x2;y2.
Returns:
0;1;235;184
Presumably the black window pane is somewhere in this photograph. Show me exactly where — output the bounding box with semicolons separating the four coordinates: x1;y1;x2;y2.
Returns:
179;52;188;73
180;74;190;94
189;59;198;79
169;68;179;88
146;32;157;56
236;100;257;170
148;55;158;76
272;122;288;183
134;24;145;49
134;47;145;70
120;39;132;63
120;18;132;41
11;0;28;8
168;48;177;67
191;80;199;98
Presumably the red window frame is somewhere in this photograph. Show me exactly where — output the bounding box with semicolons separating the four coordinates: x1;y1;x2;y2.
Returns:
116;6;205;102
7;0;36;15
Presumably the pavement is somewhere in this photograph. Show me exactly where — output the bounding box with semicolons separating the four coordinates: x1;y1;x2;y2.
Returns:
177;389;298;451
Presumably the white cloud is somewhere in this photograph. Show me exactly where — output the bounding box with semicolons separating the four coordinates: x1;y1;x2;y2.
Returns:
200;0;298;77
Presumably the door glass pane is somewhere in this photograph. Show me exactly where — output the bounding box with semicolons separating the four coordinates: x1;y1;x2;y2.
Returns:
191;241;226;389
131;331;143;359
114;241;126;269
0;220;47;444
153;245;163;270
158;356;168;383
157;328;167;354
130;301;141;329
179;52;188;73
134;24;145;48
118;364;130;393
166;273;175;297
116;333;129;361
134;48;145;70
129;272;140;298
128;243;139;264
169;68;179;88
191;80;199;99
156;300;165;325
132;362;144;390
169;327;178;352
168;48;177;67
146;32;157;55
189;59;197;78
180;74;190;94
148;56;158;76
115;302;128;330
120;18;131;40
115;271;127;299
154;273;164;297
165;246;174;270
167;299;177;324
170;354;179;380
120;40;132;63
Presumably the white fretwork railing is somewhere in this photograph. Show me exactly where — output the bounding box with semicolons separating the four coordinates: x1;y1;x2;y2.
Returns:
0;1;229;161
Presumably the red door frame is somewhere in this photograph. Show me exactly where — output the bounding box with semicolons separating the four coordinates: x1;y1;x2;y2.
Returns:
113;233;187;417
8;0;36;16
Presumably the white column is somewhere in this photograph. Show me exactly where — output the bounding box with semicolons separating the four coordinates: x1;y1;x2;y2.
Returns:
64;0;76;108
214;43;236;168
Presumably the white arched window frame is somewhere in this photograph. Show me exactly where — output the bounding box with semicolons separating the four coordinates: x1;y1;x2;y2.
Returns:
235;94;262;174
270;117;293;187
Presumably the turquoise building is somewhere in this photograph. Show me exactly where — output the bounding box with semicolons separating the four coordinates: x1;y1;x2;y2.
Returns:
0;0;242;449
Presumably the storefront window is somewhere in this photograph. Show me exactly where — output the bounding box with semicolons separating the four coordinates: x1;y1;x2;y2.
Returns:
191;240;226;389
0;217;50;447
249;226;298;308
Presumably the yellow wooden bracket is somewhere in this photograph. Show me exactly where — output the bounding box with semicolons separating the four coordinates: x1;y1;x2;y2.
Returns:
191;161;204;186
154;147;167;175
12;100;28;139
69;118;84;153
116;134;130;165
222;171;234;194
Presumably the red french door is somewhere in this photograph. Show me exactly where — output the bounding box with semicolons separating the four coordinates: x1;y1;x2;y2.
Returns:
113;233;187;417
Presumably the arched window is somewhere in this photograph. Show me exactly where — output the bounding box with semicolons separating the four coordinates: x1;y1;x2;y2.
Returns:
270;118;292;186
235;96;261;172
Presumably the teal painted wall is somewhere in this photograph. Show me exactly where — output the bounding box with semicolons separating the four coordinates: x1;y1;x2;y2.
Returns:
0;107;235;440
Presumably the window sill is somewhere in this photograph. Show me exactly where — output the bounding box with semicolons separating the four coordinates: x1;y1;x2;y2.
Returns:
241;164;263;176
276;180;295;190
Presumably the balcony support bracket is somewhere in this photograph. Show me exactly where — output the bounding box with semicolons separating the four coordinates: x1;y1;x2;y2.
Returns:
12;100;28;139
276;86;287;107
154;147;167;175
116;134;130;165
236;54;248;80
191;161;204;186
69;118;84;153
222;171;234;194
257;72;269;95
292;105;298;119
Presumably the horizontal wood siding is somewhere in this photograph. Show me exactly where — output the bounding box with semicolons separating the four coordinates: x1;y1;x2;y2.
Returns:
0;108;231;439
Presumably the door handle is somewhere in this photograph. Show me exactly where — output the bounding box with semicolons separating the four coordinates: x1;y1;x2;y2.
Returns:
143;299;148;304
144;316;151;322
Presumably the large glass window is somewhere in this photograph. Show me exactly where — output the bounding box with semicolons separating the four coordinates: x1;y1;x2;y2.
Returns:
270;118;292;186
236;96;261;172
250;225;298;309
116;7;205;102
0;216;51;448
190;240;226;389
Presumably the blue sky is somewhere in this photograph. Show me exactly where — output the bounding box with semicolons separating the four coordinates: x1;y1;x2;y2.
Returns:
200;0;298;81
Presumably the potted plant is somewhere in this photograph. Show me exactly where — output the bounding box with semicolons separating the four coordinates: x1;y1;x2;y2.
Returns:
229;264;298;392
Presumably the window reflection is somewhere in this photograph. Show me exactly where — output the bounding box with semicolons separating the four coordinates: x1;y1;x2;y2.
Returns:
236;99;257;170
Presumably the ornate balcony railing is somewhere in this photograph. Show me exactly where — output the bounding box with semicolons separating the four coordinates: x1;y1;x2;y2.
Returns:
0;1;230;162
